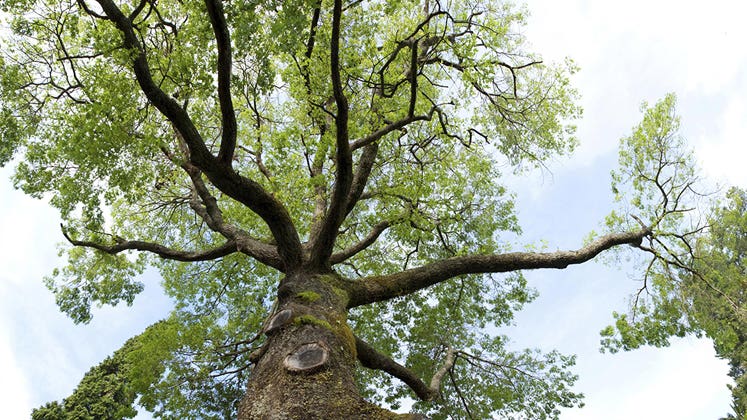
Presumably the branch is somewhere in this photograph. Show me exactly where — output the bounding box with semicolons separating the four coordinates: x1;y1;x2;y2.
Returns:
92;0;304;269
77;0;109;20
308;0;353;269
349;110;434;151
128;0;148;21
330;220;391;264
456;350;540;381
161;145;283;270
407;39;418;117
92;0;211;165
344;142;378;216
429;345;456;395
61;224;237;262
347;228;651;308
301;3;322;92
449;368;475;419
204;0;237;165
355;335;454;401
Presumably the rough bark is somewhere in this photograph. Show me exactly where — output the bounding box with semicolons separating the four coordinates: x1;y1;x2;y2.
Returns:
347;228;650;308
238;272;412;419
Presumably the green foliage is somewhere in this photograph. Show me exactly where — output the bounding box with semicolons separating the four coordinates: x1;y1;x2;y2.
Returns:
32;334;140;420
603;119;747;419
131;256;274;418
685;188;747;418
600;94;703;353
429;344;581;420
31;402;66;420
352;272;583;417
45;248;146;324
608;93;696;232
126;315;253;419
1;0;601;417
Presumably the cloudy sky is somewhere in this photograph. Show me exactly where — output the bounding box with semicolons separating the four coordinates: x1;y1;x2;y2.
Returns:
1;0;746;418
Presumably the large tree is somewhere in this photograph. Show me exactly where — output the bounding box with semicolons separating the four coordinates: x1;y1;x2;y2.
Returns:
0;0;705;418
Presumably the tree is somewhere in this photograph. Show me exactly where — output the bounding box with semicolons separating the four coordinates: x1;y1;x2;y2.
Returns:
0;0;704;418
31;329;142;420
699;189;747;419
603;186;747;419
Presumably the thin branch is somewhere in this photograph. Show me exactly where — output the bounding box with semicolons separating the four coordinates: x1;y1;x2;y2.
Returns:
301;3;322;92
636;242;742;313
349;109;435;151
344;142;379;216
407;39;418;117
330;220;391;264
449;368;475;419
77;0;109;20
456;350;540;381
61;224;237;262
128;0;148;20
161;145;284;269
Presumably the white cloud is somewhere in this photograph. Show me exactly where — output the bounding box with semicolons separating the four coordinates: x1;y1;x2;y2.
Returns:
523;0;747;169
566;337;731;420
0;184;59;285
695;95;747;187
0;331;32;417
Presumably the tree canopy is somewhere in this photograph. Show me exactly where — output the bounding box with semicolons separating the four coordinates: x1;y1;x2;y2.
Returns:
0;0;739;418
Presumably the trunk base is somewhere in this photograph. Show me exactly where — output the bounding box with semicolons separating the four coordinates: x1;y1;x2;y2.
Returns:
238;385;409;419
238;273;425;419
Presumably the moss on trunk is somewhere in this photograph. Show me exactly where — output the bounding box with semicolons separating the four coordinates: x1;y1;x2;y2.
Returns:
238;272;407;419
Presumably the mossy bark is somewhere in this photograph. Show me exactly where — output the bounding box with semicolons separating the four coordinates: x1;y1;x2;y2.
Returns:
237;272;404;419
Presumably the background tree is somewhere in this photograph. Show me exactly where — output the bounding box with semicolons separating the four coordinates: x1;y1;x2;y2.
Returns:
30;326;148;420
602;186;747;419
0;0;706;418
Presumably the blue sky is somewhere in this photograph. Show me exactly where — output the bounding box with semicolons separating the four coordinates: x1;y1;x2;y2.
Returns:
1;0;746;418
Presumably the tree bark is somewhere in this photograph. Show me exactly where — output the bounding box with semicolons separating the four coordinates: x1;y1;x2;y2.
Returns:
237;272;408;419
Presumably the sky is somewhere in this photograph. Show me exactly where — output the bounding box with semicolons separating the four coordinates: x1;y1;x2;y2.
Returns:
1;0;746;418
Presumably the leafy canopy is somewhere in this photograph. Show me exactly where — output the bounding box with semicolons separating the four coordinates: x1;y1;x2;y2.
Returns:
0;0;715;418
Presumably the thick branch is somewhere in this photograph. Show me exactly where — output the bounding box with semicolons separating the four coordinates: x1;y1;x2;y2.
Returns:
185;180;283;269
204;0;237;165
348;229;651;308
163;146;284;270
308;0;353;268
429;345;456;395
355;335;434;401
91;0;304;269
61;225;237;262
93;0;211;165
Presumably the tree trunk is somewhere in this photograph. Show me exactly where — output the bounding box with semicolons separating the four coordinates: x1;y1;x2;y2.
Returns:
237;273;405;419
